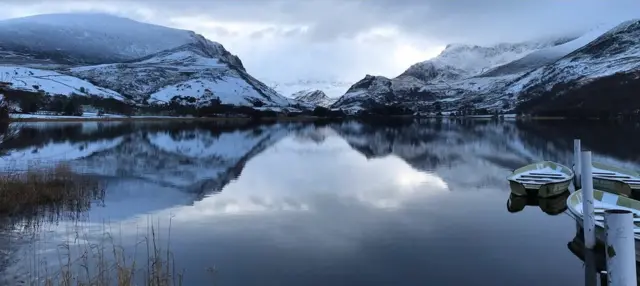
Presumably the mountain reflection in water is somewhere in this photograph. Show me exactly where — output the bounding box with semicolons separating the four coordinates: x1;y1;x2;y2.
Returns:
0;119;639;286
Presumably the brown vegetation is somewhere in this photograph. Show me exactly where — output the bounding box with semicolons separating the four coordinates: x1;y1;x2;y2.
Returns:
0;165;187;285
0;164;103;222
39;224;184;286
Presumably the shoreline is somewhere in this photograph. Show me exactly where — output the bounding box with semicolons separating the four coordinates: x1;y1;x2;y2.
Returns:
8;115;326;123
6;114;616;123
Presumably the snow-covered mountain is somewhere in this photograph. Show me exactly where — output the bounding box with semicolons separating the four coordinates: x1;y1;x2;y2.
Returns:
510;20;640;94
509;19;640;114
399;38;574;83
333;19;640;115
0;13;293;110
480;23;619;77
332;38;575;112
0;13;211;65
292;90;336;108
267;79;353;99
331;74;432;113
66;43;291;106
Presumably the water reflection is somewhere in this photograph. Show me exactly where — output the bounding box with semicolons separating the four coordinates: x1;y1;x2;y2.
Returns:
506;191;570;215
566;221;640;286
0;119;639;285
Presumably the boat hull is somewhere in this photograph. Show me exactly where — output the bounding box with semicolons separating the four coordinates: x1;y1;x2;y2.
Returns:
509;179;571;198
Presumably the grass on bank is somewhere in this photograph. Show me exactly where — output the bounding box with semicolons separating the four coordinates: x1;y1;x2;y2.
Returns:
0;164;103;222
0;164;190;285
39;222;185;286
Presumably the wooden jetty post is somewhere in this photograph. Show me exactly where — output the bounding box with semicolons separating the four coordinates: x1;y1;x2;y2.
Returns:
582;150;596;249
584;248;598;286
574;139;582;188
604;209;637;286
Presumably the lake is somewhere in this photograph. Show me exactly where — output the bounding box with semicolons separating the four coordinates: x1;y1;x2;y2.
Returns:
1;118;639;286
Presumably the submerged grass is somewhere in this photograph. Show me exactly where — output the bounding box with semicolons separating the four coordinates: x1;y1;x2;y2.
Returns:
0;164;104;224
0;164;189;285
38;220;184;286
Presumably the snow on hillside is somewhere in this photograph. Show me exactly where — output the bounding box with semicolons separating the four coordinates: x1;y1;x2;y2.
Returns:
136;50;226;68
400;38;573;83
0;13;199;64
67;45;232;100
0;66;124;99
150;76;290;107
437;39;572;74
0;13;292;110
268;79;353;99
68;44;291;107
481;24;618;77
292;90;336;107
334;19;640;113
332;75;427;112
506;19;640;95
523;24;618;64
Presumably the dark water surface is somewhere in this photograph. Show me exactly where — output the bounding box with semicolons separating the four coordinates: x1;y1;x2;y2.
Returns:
1;119;640;285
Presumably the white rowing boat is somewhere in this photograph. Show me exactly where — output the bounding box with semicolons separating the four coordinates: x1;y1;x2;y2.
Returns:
507;161;574;198
566;189;640;260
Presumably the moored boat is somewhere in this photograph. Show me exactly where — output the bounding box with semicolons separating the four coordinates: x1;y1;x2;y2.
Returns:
566;189;640;260
507;161;574;198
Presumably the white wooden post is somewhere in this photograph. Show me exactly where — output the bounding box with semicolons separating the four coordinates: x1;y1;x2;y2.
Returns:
582;150;596;249
605;209;637;286
574;139;582;188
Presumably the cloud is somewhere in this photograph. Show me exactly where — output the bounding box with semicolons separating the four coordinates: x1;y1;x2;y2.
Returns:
2;0;640;89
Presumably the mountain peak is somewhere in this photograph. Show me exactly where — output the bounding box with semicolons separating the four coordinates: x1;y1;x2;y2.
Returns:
399;37;574;83
293;89;335;107
564;18;640;61
0;12;292;110
441;43;481;53
3;12;136;23
0;13;213;64
293;89;327;100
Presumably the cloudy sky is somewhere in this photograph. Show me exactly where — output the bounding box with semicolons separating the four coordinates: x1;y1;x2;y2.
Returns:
3;0;640;85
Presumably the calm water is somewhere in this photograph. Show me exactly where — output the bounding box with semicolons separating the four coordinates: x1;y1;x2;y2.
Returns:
1;119;640;285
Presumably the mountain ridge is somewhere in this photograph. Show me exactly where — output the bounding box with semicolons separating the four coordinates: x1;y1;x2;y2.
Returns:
293;89;336;107
0;12;296;113
333;19;640;116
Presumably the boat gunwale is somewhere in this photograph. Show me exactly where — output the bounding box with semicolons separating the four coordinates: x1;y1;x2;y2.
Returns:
592;162;640;189
593;161;640;178
507;161;574;187
566;189;640;240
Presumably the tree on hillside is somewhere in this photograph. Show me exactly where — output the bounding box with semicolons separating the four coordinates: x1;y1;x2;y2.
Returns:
313;106;331;117
63;100;83;116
